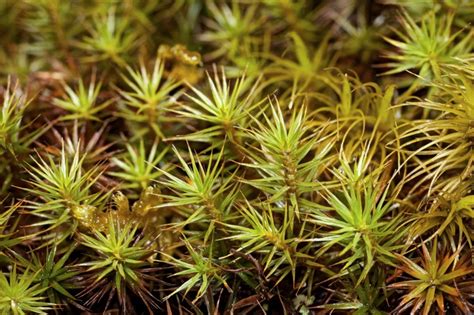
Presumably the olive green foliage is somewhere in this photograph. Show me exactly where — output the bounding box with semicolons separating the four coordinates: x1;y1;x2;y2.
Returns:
0;0;473;314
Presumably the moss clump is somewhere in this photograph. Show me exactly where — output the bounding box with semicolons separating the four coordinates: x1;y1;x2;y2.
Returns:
0;1;473;314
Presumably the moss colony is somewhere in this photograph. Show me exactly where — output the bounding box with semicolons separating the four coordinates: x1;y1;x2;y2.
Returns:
0;1;473;314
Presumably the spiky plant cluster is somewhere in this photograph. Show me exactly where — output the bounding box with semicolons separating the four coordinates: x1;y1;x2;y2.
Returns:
0;1;473;314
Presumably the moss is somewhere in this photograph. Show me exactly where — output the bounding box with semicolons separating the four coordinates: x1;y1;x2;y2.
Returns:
0;1;473;314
